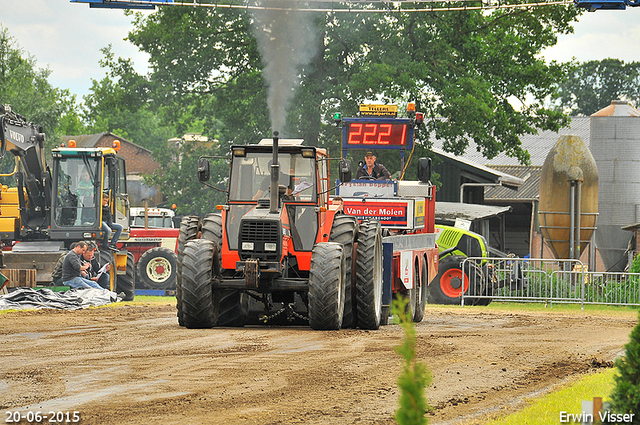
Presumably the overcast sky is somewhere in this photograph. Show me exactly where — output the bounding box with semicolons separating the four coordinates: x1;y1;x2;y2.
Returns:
3;0;640;99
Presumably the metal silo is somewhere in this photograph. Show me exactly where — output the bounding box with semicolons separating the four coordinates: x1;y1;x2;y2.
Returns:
539;135;599;260
590;100;640;271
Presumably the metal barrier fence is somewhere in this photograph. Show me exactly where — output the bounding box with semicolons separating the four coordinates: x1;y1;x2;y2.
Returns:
458;257;640;308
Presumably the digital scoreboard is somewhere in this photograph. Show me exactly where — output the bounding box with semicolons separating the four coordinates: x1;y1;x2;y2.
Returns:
346;122;408;146
342;118;414;151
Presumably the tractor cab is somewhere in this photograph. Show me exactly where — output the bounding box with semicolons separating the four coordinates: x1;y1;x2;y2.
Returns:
199;139;327;274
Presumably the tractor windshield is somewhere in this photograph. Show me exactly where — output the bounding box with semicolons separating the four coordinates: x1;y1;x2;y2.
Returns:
228;152;316;202
53;156;100;227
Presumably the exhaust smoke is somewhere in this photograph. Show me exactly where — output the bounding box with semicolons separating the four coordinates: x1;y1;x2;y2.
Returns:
247;1;320;134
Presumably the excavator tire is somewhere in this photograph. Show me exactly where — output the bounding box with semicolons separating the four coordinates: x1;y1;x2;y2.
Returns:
117;251;135;301
308;242;345;330
355;220;383;330
329;215;358;328
98;250;116;291
181;239;218;329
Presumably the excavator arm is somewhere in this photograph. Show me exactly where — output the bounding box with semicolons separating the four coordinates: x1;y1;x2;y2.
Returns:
0;105;52;237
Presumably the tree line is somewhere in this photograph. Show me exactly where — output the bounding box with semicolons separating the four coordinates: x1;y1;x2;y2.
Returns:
2;6;640;214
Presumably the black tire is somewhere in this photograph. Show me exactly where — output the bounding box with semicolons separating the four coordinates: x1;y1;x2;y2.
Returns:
413;261;428;322
137;247;177;290
308;242;345;330
380;306;390;326
217;290;249;327
428;255;481;305
200;213;247;325
329;215;358;328
200;213;222;277
181;239;219;329
98;250;116;291
117;251;135;301
176;215;201;326
355;220;383;330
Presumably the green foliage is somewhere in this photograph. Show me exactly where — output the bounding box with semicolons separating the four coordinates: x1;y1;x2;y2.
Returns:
124;5;580;166
552;59;640;116
393;296;432;425
0;26;74;149
144;139;228;216
82;46;174;154
630;255;640;275
609;311;640;421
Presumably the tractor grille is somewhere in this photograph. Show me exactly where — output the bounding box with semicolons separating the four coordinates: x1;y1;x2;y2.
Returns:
239;220;281;261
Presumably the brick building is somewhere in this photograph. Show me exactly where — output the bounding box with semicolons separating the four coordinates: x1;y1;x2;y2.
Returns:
62;132;162;206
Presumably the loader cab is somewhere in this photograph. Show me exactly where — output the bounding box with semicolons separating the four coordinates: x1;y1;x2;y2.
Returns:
49;148;129;242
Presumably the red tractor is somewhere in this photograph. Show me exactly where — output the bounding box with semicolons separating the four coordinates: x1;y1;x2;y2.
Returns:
119;206;179;291
177;104;438;329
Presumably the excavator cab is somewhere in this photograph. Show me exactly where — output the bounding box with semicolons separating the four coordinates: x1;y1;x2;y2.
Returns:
50;148;130;243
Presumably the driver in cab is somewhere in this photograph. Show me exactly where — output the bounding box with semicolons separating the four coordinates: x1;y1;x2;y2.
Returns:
355;151;391;180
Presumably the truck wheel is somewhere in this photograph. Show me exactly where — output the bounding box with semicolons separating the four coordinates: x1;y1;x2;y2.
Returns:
308;242;345;330
177;215;201;326
217;290;249;327
329;215;358;328
428;255;479;305
137;247;177;290
117;251;135;301
413;261;428;322
355;220;383;330
181;239;219;329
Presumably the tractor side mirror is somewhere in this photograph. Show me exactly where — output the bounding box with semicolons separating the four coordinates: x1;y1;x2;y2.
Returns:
198;157;211;182
339;159;352;183
417;157;431;183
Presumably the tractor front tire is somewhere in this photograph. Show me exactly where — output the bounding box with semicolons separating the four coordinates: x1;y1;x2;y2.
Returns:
137;247;177;290
308;242;345;330
355;220;383;330
413;261;428;322
176;215;202;326
181;239;219;329
329;215;358;328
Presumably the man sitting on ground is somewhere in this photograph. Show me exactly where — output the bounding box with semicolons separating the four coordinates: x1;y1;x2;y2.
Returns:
62;241;104;290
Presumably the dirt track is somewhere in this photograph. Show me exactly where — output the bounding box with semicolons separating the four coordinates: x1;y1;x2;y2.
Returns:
0;302;636;425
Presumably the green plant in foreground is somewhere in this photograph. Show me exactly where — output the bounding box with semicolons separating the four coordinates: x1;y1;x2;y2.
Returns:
609;311;640;423
393;296;432;425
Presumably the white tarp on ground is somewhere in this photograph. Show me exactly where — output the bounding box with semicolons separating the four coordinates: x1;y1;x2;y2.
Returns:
0;288;121;311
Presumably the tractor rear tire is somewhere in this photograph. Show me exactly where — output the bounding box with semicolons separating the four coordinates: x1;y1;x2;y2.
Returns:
355;220;383;330
428;255;482;305
329;215;358;328
117;251;135;301
137;247;177;290
308;242;345;330
413;261;428;322
217;290;249;327
176;215;202;326
181;239;219;329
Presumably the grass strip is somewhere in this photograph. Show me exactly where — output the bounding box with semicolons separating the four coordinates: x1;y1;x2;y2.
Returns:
483;368;615;425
